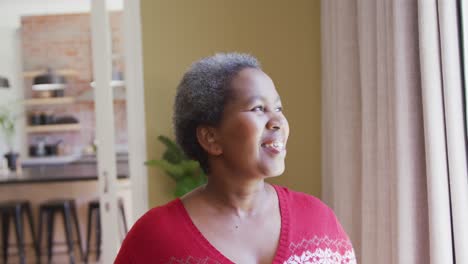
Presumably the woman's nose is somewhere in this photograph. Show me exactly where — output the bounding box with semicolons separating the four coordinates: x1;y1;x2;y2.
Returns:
266;117;282;130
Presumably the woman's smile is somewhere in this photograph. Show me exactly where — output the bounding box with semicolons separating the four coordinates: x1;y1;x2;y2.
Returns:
260;139;286;155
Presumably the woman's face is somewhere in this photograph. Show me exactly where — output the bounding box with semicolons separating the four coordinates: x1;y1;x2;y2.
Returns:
214;68;289;178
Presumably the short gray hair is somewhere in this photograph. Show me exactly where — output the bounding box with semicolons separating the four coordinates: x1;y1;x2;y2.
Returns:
173;53;261;173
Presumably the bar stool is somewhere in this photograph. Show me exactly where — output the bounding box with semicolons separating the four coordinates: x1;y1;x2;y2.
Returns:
84;198;127;263
37;199;83;264
0;200;38;264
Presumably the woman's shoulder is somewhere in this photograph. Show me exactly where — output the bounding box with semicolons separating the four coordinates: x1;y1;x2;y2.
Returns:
273;184;332;213
272;184;353;247
127;198;183;236
272;184;343;230
115;199;187;263
141;198;182;220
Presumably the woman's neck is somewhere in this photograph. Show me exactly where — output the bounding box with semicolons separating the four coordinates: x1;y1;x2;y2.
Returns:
200;176;271;217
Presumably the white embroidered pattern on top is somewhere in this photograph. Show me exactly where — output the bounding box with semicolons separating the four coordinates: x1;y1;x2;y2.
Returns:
284;236;356;264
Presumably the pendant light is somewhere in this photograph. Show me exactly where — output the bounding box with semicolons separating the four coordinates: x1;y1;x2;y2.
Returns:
0;76;10;88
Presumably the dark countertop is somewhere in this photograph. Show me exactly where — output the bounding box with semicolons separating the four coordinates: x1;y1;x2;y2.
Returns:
0;156;129;185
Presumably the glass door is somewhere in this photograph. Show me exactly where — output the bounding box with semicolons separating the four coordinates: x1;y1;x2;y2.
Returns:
90;0;148;262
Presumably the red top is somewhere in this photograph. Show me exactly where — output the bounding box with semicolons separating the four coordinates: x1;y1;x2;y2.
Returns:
115;185;356;263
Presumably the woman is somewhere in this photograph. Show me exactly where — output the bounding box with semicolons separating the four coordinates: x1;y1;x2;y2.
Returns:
115;53;356;264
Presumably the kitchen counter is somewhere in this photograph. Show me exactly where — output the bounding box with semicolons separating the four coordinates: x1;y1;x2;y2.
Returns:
0;156;129;184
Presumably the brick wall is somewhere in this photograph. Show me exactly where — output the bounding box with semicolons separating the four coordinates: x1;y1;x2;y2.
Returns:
21;12;127;155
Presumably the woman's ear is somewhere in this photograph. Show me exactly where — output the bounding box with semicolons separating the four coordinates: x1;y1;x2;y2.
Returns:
196;125;222;156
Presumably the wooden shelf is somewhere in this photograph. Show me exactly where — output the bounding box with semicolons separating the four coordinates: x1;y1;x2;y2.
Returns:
23;69;79;78
24;97;75;106
26;124;81;133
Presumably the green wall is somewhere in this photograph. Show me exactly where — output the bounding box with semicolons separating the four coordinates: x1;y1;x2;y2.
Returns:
141;0;321;206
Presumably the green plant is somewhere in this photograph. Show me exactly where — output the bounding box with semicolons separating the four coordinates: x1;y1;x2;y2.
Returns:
0;104;20;152
145;135;207;197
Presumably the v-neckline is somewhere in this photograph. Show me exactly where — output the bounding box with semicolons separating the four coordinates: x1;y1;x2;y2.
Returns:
176;184;290;263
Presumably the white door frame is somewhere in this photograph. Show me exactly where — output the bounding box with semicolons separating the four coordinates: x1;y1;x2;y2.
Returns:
123;0;149;224
91;0;120;260
91;0;148;262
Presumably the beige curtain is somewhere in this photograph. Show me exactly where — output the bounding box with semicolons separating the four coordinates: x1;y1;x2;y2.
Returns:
321;0;468;263
420;1;468;263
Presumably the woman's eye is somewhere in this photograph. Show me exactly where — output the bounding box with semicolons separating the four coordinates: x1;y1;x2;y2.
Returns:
250;106;283;112
252;106;265;112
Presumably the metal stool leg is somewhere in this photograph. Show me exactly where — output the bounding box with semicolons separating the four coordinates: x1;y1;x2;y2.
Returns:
24;204;40;263
119;201;128;234
2;211;10;264
37;208;45;264
46;211;55;264
96;209;101;261
71;203;83;260
37;209;48;263
62;206;76;264
13;206;26;264
84;204;93;263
